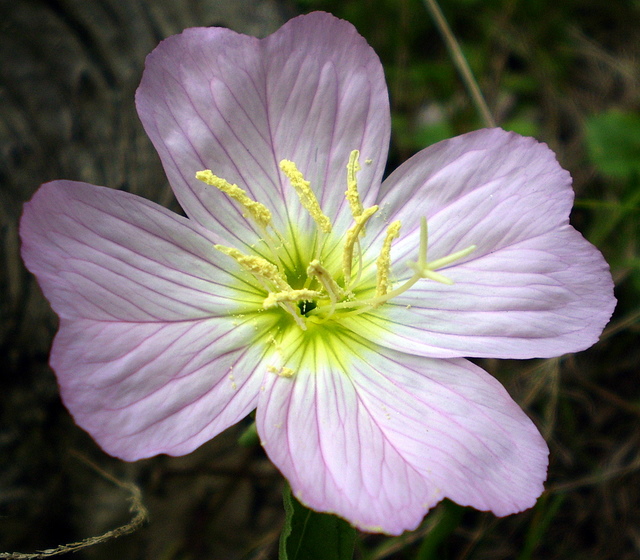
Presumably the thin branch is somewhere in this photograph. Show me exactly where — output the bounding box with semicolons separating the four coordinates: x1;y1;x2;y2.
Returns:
422;0;496;128
0;453;148;559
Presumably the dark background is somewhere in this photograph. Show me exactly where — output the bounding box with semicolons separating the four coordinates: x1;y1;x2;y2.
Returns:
2;0;639;558
1;1;290;558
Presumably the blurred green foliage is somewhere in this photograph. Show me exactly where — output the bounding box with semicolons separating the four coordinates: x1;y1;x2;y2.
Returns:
581;111;640;292
280;485;356;560
585;110;640;179
295;0;639;157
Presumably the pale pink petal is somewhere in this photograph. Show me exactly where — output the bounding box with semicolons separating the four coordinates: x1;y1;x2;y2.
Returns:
52;315;272;460
136;12;390;240
257;354;432;535
350;347;548;516
20;180;262;322
355;129;615;358
353;226;614;358
20;180;274;460
378;128;572;230
256;336;546;534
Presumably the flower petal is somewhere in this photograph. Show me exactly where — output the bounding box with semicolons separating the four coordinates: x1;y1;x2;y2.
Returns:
375;129;575;272
257;352;431;535
20;180;261;322
358;129;615;358
256;335;547;534
350;347;548;516
136;12;390;240
378;128;573;233
21;180;272;459
354;226;614;358
51;316;269;460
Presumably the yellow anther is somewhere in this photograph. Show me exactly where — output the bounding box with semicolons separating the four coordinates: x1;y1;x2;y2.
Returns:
215;245;290;290
307;259;344;303
345;150;364;220
376;221;402;297
216;244;309;329
263;289;322;309
267;365;295;378
279;160;332;233
342;205;378;287
196;170;271;228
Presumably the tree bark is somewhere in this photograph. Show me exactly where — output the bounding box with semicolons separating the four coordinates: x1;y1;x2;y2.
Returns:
0;1;290;556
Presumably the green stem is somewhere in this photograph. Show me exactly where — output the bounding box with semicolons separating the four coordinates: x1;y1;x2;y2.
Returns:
422;0;496;128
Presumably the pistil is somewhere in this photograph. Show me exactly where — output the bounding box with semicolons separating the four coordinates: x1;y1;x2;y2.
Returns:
406;218;476;284
311;217;476;318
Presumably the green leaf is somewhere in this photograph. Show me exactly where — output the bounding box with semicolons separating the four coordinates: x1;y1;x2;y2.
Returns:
237;420;259;447
584;110;640;179
502;116;541;139
517;493;565;560
415;501;464;560
279;484;356;560
575;173;640;246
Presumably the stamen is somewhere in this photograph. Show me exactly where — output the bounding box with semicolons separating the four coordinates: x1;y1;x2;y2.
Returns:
215;245;290;291
263;289;322;309
345;150;364;220
196;170;271;228
209;144;477;333
307;259;344;305
216;245;308;329
279;160;332;233
342;205;378;287
376;221;402;297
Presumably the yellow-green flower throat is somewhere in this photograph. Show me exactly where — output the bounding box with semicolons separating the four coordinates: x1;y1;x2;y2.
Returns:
196;150;475;351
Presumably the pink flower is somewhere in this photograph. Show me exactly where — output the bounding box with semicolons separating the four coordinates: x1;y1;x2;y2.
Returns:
20;12;615;534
